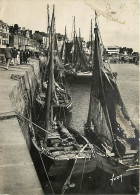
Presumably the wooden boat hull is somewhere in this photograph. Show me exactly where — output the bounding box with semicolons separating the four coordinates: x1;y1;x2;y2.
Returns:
36;93;73;112
31;127;96;177
39;144;139;177
94;149;139;177
40;152;96;176
84;130;139;177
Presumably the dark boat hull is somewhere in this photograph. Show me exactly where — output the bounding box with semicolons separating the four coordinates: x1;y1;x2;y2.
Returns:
84;130;139;177
31;127;96;177
40;152;96;177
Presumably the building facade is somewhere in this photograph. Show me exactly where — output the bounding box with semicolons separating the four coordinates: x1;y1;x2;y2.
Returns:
106;46;120;55
0;21;9;48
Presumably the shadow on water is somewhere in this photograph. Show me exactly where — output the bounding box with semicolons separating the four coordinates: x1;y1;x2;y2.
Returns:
30;75;139;194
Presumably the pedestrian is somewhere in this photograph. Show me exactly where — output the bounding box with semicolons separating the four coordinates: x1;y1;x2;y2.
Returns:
4;44;12;70
17;49;20;64
24;49;28;64
10;48;14;65
26;49;30;63
20;50;24;64
12;47;18;65
23;50;26;64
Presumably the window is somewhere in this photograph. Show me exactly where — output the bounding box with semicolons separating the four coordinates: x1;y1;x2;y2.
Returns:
108;48;118;50
2;33;8;38
2;40;6;45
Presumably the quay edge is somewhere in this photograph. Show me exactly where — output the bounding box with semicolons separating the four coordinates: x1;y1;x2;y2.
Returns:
0;59;44;195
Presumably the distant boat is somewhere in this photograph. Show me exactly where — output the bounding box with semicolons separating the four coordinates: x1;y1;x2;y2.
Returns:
72;26;92;78
61;18;92;79
84;12;139;177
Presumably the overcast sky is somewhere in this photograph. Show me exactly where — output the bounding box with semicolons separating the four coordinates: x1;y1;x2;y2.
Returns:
0;0;139;51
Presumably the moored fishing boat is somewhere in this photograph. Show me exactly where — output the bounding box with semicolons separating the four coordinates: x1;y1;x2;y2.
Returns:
30;7;97;180
84;12;139;177
36;6;73;112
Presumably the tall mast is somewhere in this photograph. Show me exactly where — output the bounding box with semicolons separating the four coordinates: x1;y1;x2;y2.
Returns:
51;4;55;123
90;19;93;58
95;11;97;27
47;4;50;32
73;16;75;43
79;28;82;48
73;16;76;66
79;28;81;38
65;26;67;39
53;5;56;33
45;6;55;141
47;4;50;48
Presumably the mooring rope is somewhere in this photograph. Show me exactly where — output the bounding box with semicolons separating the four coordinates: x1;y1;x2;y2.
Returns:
15;111;54;135
39;152;55;195
79;157;86;192
0;111;16;116
0;110;55;136
61;143;88;195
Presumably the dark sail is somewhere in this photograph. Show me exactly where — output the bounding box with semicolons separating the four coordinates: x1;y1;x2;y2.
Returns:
60;40;73;64
76;37;89;70
86;26;117;151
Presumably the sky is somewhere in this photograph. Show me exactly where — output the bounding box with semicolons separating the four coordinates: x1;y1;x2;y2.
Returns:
0;0;139;51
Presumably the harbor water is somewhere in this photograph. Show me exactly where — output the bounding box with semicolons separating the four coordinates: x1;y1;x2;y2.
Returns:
67;63;139;134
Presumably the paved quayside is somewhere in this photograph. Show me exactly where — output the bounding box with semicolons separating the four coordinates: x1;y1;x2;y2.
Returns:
0;63;44;195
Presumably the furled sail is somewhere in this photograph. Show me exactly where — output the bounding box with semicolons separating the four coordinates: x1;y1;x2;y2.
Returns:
45;8;55;138
71;36;89;71
75;36;89;71
60;41;73;64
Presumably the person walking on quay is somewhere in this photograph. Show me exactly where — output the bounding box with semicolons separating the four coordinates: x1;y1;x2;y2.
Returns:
23;50;26;64
12;47;18;65
24;49;28;64
4;44;12;70
20;50;24;64
17;49;20;64
26;49;30;63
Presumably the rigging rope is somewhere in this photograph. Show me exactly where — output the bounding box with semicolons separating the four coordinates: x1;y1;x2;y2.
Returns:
39;152;55;195
10;110;55;136
61;143;88;195
0;111;16;116
63;107;66;124
79;157;86;192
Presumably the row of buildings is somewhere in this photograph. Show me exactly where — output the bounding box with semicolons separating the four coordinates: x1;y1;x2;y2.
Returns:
0;20;138;60
0;20;48;50
0;20;41;51
0;20;66;51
